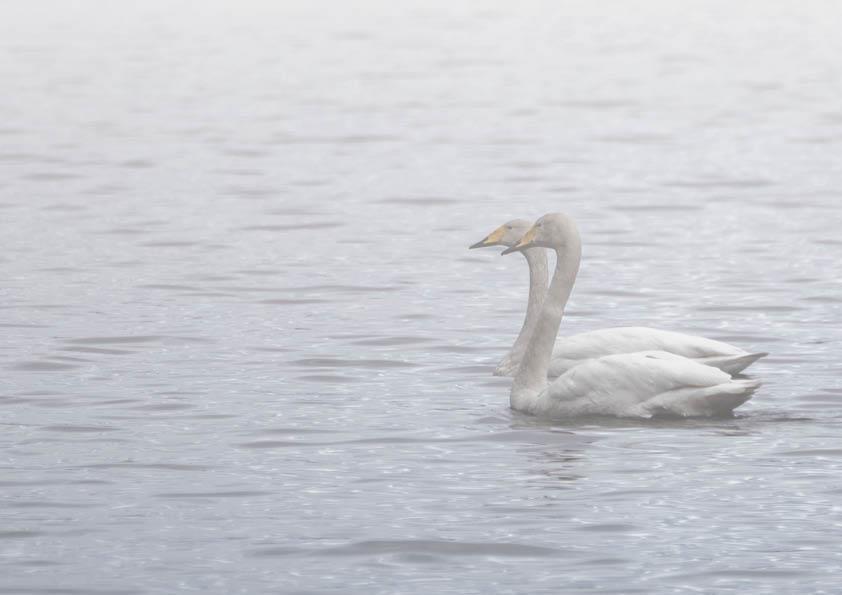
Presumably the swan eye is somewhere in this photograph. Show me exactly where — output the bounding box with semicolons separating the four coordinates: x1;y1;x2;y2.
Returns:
505;225;512;230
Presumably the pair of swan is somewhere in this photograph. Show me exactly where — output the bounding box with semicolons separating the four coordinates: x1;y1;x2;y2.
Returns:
470;214;763;418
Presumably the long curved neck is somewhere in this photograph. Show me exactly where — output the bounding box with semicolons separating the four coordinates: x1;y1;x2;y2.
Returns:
507;247;548;361
512;239;581;396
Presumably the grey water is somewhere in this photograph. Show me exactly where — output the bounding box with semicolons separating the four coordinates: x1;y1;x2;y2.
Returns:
2;1;842;593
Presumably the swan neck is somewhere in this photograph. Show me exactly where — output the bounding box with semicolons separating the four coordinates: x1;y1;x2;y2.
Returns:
512;239;581;396
501;248;548;368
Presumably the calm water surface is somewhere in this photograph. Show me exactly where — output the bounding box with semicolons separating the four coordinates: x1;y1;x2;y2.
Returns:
3;1;842;593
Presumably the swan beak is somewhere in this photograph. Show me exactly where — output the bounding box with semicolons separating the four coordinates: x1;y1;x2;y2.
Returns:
468;225;506;249
501;225;537;255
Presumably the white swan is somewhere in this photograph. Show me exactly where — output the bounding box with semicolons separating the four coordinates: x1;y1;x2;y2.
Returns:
501;213;759;418
470;221;766;377
470;220;548;376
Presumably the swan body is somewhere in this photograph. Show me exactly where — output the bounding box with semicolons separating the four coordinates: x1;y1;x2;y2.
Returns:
501;213;760;419
514;351;760;418
471;221;766;377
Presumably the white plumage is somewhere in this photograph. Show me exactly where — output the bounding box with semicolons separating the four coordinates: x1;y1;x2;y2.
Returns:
546;327;766;377
498;213;760;419
470;219;766;377
514;351;760;418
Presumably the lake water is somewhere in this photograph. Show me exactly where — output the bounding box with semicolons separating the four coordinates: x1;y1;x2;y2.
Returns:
3;1;842;593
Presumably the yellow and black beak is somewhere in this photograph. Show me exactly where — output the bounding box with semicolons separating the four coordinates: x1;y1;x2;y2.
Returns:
468;225;506;249
501;225;538;255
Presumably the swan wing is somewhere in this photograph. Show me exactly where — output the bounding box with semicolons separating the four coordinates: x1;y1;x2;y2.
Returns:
527;351;758;418
548;327;766;376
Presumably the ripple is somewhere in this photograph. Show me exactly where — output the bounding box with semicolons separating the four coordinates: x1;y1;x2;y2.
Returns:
664;178;776;189
297;374;362;383
240;222;343;231
65;336;163;345
557;99;638;110
318;539;563;558
41;425;118;433
615;203;705;212
286;284;405;293
79;463;212;471
697;304;802;312
0;530;43;539
237;430;582;449
258;427;341;435
595;133;671;144
577;523;638;532
218;186;279;198
0;152;63;163
154;491;273;499
436;364;492;374
427;344;493;353
349;336;436;346
219;148;270;158
117;159;155;169
65;335;211;345
12;361;82;371
139;240;199;248
21;172;82;181
0;587;141;594
376;197;459;205
259;298;328;305
132;402;194;411
86;183;130;196
669;569;805;581
137;283;203;291
777;448;842;457
267;133;402;145
7;501;97;509
61;347;134;357
289;357;418;368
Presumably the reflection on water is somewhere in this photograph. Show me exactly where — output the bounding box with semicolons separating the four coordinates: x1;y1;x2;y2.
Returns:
3;0;842;593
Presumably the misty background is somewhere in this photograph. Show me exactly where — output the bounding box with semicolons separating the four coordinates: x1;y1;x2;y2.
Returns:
2;1;842;594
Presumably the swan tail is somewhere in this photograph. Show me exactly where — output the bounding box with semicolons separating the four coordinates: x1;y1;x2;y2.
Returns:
630;378;761;418
698;352;768;375
700;379;761;415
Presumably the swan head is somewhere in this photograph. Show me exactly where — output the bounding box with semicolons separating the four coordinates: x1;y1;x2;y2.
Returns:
468;219;532;249
502;212;579;255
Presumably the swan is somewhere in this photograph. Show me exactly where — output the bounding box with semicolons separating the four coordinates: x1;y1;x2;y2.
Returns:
470;220;548;376
501;213;759;418
470;221;766;377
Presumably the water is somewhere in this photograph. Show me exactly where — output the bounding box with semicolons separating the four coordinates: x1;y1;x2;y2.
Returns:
2;0;842;592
